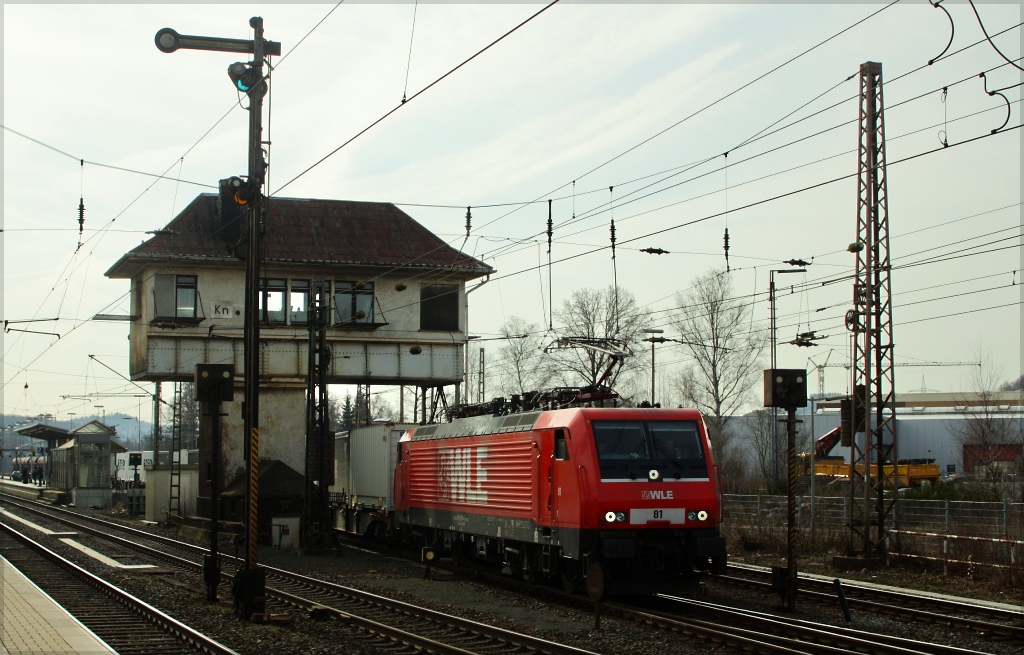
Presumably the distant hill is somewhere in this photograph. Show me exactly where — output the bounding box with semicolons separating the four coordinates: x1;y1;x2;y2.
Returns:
2;413;154;451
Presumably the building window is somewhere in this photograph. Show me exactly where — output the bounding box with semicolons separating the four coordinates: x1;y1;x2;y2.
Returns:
154;274;199;320
259;278;287;323
334;281;374;324
420;284;459;330
290;279;309;324
175;276;197;318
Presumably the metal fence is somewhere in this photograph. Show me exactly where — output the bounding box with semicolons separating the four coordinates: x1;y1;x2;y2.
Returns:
724;494;1024;571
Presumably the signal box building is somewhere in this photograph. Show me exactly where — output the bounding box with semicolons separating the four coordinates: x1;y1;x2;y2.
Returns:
104;194;492;516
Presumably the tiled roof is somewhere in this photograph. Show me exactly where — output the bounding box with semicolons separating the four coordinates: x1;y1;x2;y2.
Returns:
105;194;492;278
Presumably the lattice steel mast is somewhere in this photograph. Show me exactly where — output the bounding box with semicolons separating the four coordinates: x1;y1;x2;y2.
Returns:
303;278;334;550
847;61;898;557
168;382;184;519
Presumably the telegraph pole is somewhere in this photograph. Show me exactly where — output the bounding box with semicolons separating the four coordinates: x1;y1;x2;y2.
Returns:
155;17;280;619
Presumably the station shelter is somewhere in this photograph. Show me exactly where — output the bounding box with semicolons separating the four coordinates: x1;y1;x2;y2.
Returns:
48;420;126;508
13;422;71;481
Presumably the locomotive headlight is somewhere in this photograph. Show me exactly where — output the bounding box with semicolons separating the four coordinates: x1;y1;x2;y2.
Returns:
697;510;709;521
687;511;697;521
615;512;626;523
605;511;617;523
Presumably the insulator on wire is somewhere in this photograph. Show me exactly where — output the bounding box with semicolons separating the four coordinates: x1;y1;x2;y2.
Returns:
546;200;553;251
723;227;730;272
610;219;616;258
465;206;472;238
76;197;86;251
78;158;85;242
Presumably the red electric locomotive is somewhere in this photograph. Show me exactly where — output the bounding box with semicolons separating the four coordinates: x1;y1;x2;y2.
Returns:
393;406;726;595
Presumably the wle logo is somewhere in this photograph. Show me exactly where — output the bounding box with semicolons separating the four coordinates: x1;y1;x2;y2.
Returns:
438;446;488;504
641;490;673;500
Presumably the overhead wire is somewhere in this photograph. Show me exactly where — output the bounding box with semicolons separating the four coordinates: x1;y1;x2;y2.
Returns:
4;5;1019;405
13;110;1015;383
1;3;348;389
967;0;1024;73
402;0;418;104
481;59;1023;264
471;120;1021;294
475;29;1023;263
464;1;904;254
272;0;561;197
5;3;566;402
368;19;1023;249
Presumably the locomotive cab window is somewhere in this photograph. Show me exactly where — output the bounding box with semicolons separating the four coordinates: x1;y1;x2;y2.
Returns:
592;420;705;480
554;429;569;461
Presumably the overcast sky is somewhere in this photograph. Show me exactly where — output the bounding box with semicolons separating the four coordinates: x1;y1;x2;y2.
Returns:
3;2;1021;424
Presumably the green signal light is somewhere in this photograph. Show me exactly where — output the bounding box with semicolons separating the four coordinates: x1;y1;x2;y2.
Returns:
227;61;258;92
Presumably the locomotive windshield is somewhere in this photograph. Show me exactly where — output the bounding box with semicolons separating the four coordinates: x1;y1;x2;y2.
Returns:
592;420;707;480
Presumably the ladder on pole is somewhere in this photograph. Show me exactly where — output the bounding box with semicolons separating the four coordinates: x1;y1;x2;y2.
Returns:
168;382;184;520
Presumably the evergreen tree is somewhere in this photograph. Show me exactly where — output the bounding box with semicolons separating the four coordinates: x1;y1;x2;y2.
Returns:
341;393;355;431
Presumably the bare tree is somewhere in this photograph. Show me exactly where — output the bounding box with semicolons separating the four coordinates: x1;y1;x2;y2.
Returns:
739;410;811;493
952;352;1024;498
552;286;646;391
371;395;397;422
160;383;200;450
670;268;766;471
741;410;777;490
465;347;483;404
494;317;553;397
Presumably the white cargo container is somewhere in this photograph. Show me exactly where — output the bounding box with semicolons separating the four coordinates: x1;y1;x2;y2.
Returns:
331;432;350;496
335;423;415;535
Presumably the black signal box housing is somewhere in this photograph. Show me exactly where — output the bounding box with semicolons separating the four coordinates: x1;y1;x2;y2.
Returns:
763;369;808;408
195;364;235;402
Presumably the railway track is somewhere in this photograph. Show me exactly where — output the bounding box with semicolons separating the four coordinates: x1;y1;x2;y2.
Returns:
336;530;1007;655
645;594;996;655
420;554;1003;655
0;495;597;655
0;521;239;655
715;563;1024;640
4;495;1018;655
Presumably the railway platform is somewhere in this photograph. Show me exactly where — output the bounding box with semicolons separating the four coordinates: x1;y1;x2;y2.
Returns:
1;555;116;655
0;477;45;502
